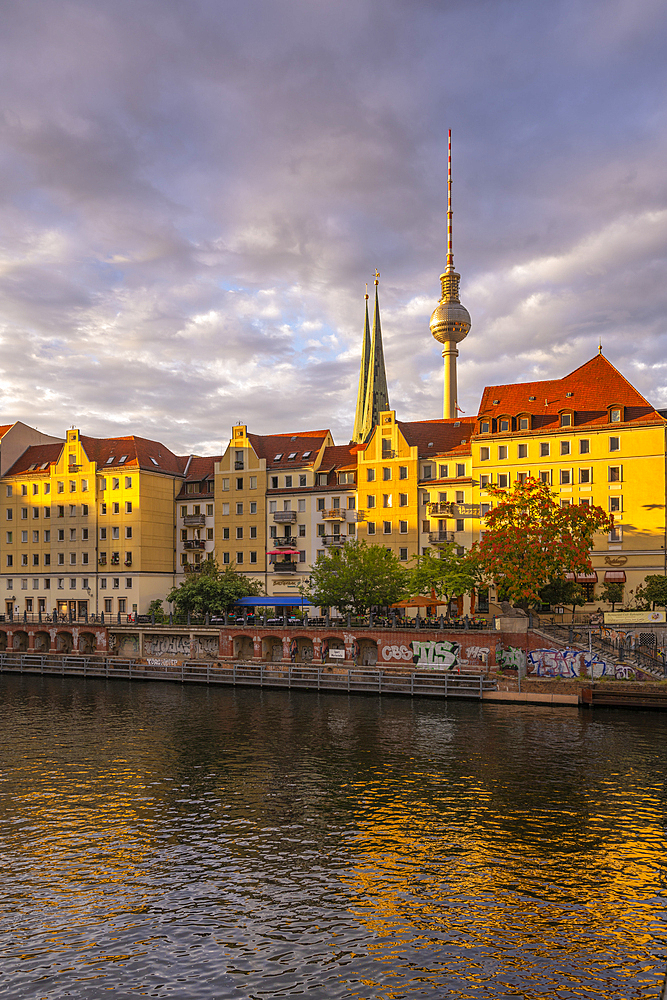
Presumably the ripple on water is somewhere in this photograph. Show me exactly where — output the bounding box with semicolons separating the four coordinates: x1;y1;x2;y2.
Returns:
0;678;665;998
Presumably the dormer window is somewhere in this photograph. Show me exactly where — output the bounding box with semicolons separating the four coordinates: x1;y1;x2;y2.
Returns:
518;416;530;431
493;399;500;405
528;395;536;401
560;413;572;427
288;452;297;460
274;453;283;461
480;420;490;434
610;408;621;423
499;418;509;432
302;451;311;459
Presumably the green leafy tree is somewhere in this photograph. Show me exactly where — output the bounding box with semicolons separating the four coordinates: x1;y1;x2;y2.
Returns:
598;581;624;611
410;545;478;612
473;478;611;609
167;561;263;615
634;574;667;611
539;578;586;617
303;540;409;615
147;599;166;622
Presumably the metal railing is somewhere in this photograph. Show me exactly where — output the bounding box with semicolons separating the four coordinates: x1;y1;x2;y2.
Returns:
534;621;667;678
0;652;496;699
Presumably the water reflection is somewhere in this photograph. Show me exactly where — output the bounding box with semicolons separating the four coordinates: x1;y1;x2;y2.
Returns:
0;676;665;998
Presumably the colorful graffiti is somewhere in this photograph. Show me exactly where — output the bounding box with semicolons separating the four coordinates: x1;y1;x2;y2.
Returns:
410;639;460;668
526;648;618;679
497;646;526;671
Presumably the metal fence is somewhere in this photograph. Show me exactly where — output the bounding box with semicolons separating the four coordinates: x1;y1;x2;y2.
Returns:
0;652;497;700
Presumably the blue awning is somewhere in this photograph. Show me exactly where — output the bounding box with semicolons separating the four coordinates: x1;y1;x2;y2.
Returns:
233;596;314;607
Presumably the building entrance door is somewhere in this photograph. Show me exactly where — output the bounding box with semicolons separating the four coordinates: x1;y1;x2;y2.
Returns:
57;600;69;617
77;601;88;618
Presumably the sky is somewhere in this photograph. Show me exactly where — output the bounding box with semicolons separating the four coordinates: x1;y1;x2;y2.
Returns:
0;0;666;456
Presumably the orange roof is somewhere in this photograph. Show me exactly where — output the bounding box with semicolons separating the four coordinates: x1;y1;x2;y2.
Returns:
397;418;475;457
0;424;13;440
80;435;187;475
182;455;221;482
247;430;330;467
5;443;63;476
318;443;358;472
478;354;662;429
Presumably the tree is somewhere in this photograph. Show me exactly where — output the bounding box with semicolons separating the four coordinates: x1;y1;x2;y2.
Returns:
473;478;611;609
598;581;624;611
539;578;586;617
633;574;667;611
167;561;263;615
303;540;409;615
410;545;478;612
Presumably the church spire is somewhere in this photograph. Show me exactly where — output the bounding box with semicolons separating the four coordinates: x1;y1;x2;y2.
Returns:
429;129;471;418
352;272;391;443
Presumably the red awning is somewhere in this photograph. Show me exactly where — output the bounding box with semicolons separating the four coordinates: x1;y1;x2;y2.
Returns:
267;549;300;555
577;572;598;582
604;570;626;582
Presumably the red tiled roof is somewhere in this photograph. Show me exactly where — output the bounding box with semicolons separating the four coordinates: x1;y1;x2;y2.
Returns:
318;444;358;472
183;455;221;482
397;418;475;457
478;354;662;428
5;443;63;477
247;430;330;467
0;424;13;439
80;435;187;475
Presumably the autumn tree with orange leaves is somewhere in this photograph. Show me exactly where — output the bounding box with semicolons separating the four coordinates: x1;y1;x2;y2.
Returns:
472;478;612;609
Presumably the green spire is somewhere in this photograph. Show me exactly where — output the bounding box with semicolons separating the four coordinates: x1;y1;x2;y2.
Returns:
352;273;390;443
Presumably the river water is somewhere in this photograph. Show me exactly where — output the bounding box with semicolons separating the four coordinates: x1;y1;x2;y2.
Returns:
0;675;665;999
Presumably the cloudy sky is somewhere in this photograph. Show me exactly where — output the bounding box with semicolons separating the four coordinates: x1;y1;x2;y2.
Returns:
1;0;666;455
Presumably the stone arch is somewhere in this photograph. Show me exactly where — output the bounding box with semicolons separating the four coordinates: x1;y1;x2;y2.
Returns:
322;634;345;663
262;636;283;661
55;631;74;653
79;632;96;655
0;631;7;651
356;638;378;666
34;631;51;653
293;636;313;664
233;634;254;660
12;630;28;651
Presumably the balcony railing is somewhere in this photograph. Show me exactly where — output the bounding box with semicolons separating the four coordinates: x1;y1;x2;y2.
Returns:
234;461;244;470
184;540;206;550
183;514;206;526
271;561;298;573
268;537;297;549
428;502;481;518
381;449;396;459
273;511;297;523
322;535;345;546
429;531;456;544
321;508;346;520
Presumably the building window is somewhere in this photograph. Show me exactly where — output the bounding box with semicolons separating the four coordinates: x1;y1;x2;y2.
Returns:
422;520;430;533
32;507;39;519
480;421;489;434
609;496;622;512
383;521;392;534
299;475;307;487
422;465;433;479
499;419;509;432
609;437;620;452
609;466;622;482
125;527;132;538
236;527;243;539
517;473;528;484
125;502;132;513
5;510;11;521
579;439;590;454
104;598;113;612
561;413;571;427
318;474;327;486
248;476;257;490
367;522;376;535
367;469;376;482
399;520;408;533
270;477;278;489
519;417;529;430
399;466;408;480
118;599;126;613
57;482;64;494
207;528;214;540
383;467;391;481
222;502;230;515
367;496;376;509
456;464;465;477
285;476;292;488
126;578;132;588
480;447;490;461
206;503;214;516
560;469;571;485
399;547;408;561
249;526;257;539
498;474;508;488
236;478;243;490
498;446;507;460
538;442;549;457
609;526;622;542
560;500;571;508
518;444;527;459
236;502;243;515
21;508;28;519
456;491;464;503
610;408;621;423
579;468;592;484
399;493;408;506
112;527;120;540
456;519;465;532
382;495;392;508
236;552;243;564
250;551;257;564
539;471;550;484
222;478;229;491
561;441;571;456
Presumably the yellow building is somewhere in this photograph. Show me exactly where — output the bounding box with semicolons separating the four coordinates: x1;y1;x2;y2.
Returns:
1;428;186;618
469;353;667;606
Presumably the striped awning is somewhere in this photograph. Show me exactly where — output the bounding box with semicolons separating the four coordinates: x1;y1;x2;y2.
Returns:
577;572;598;583
604;570;626;582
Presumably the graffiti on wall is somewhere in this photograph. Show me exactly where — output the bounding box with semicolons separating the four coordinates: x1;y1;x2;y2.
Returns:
497;646;526;671
145;634;191;657
411;639;460;668
526;648;619;679
191;636;219;659
464;645;490;663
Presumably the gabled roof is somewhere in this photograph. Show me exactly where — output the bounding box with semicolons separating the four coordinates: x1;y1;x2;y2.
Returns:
478;354;661;428
5;443;63;476
247;430;330;468
397;418;475;457
0;424;13;440
182;455;220;482
80;435;187;475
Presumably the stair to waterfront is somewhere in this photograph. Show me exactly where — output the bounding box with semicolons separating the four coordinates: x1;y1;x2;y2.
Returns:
533;622;665;680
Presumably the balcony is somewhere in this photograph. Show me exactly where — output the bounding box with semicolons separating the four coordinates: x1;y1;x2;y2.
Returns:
321;508;347;521
272;561;298;573
268;537;297;549
273;511;297;523
428;502;481;518
183;514;206;526
429;531;456;544
184;540;206;550
381;449;396;459
322;534;345;546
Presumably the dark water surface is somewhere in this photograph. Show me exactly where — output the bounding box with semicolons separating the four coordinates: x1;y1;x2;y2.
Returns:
0;675;665;999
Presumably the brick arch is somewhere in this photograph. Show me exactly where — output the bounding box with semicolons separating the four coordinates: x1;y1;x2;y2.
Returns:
34;631;51;653
55;631;74;653
261;636;282;661
233;635;254;660
354;638;378;666
0;631;7;651
12;630;28;651
79;632;96;655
